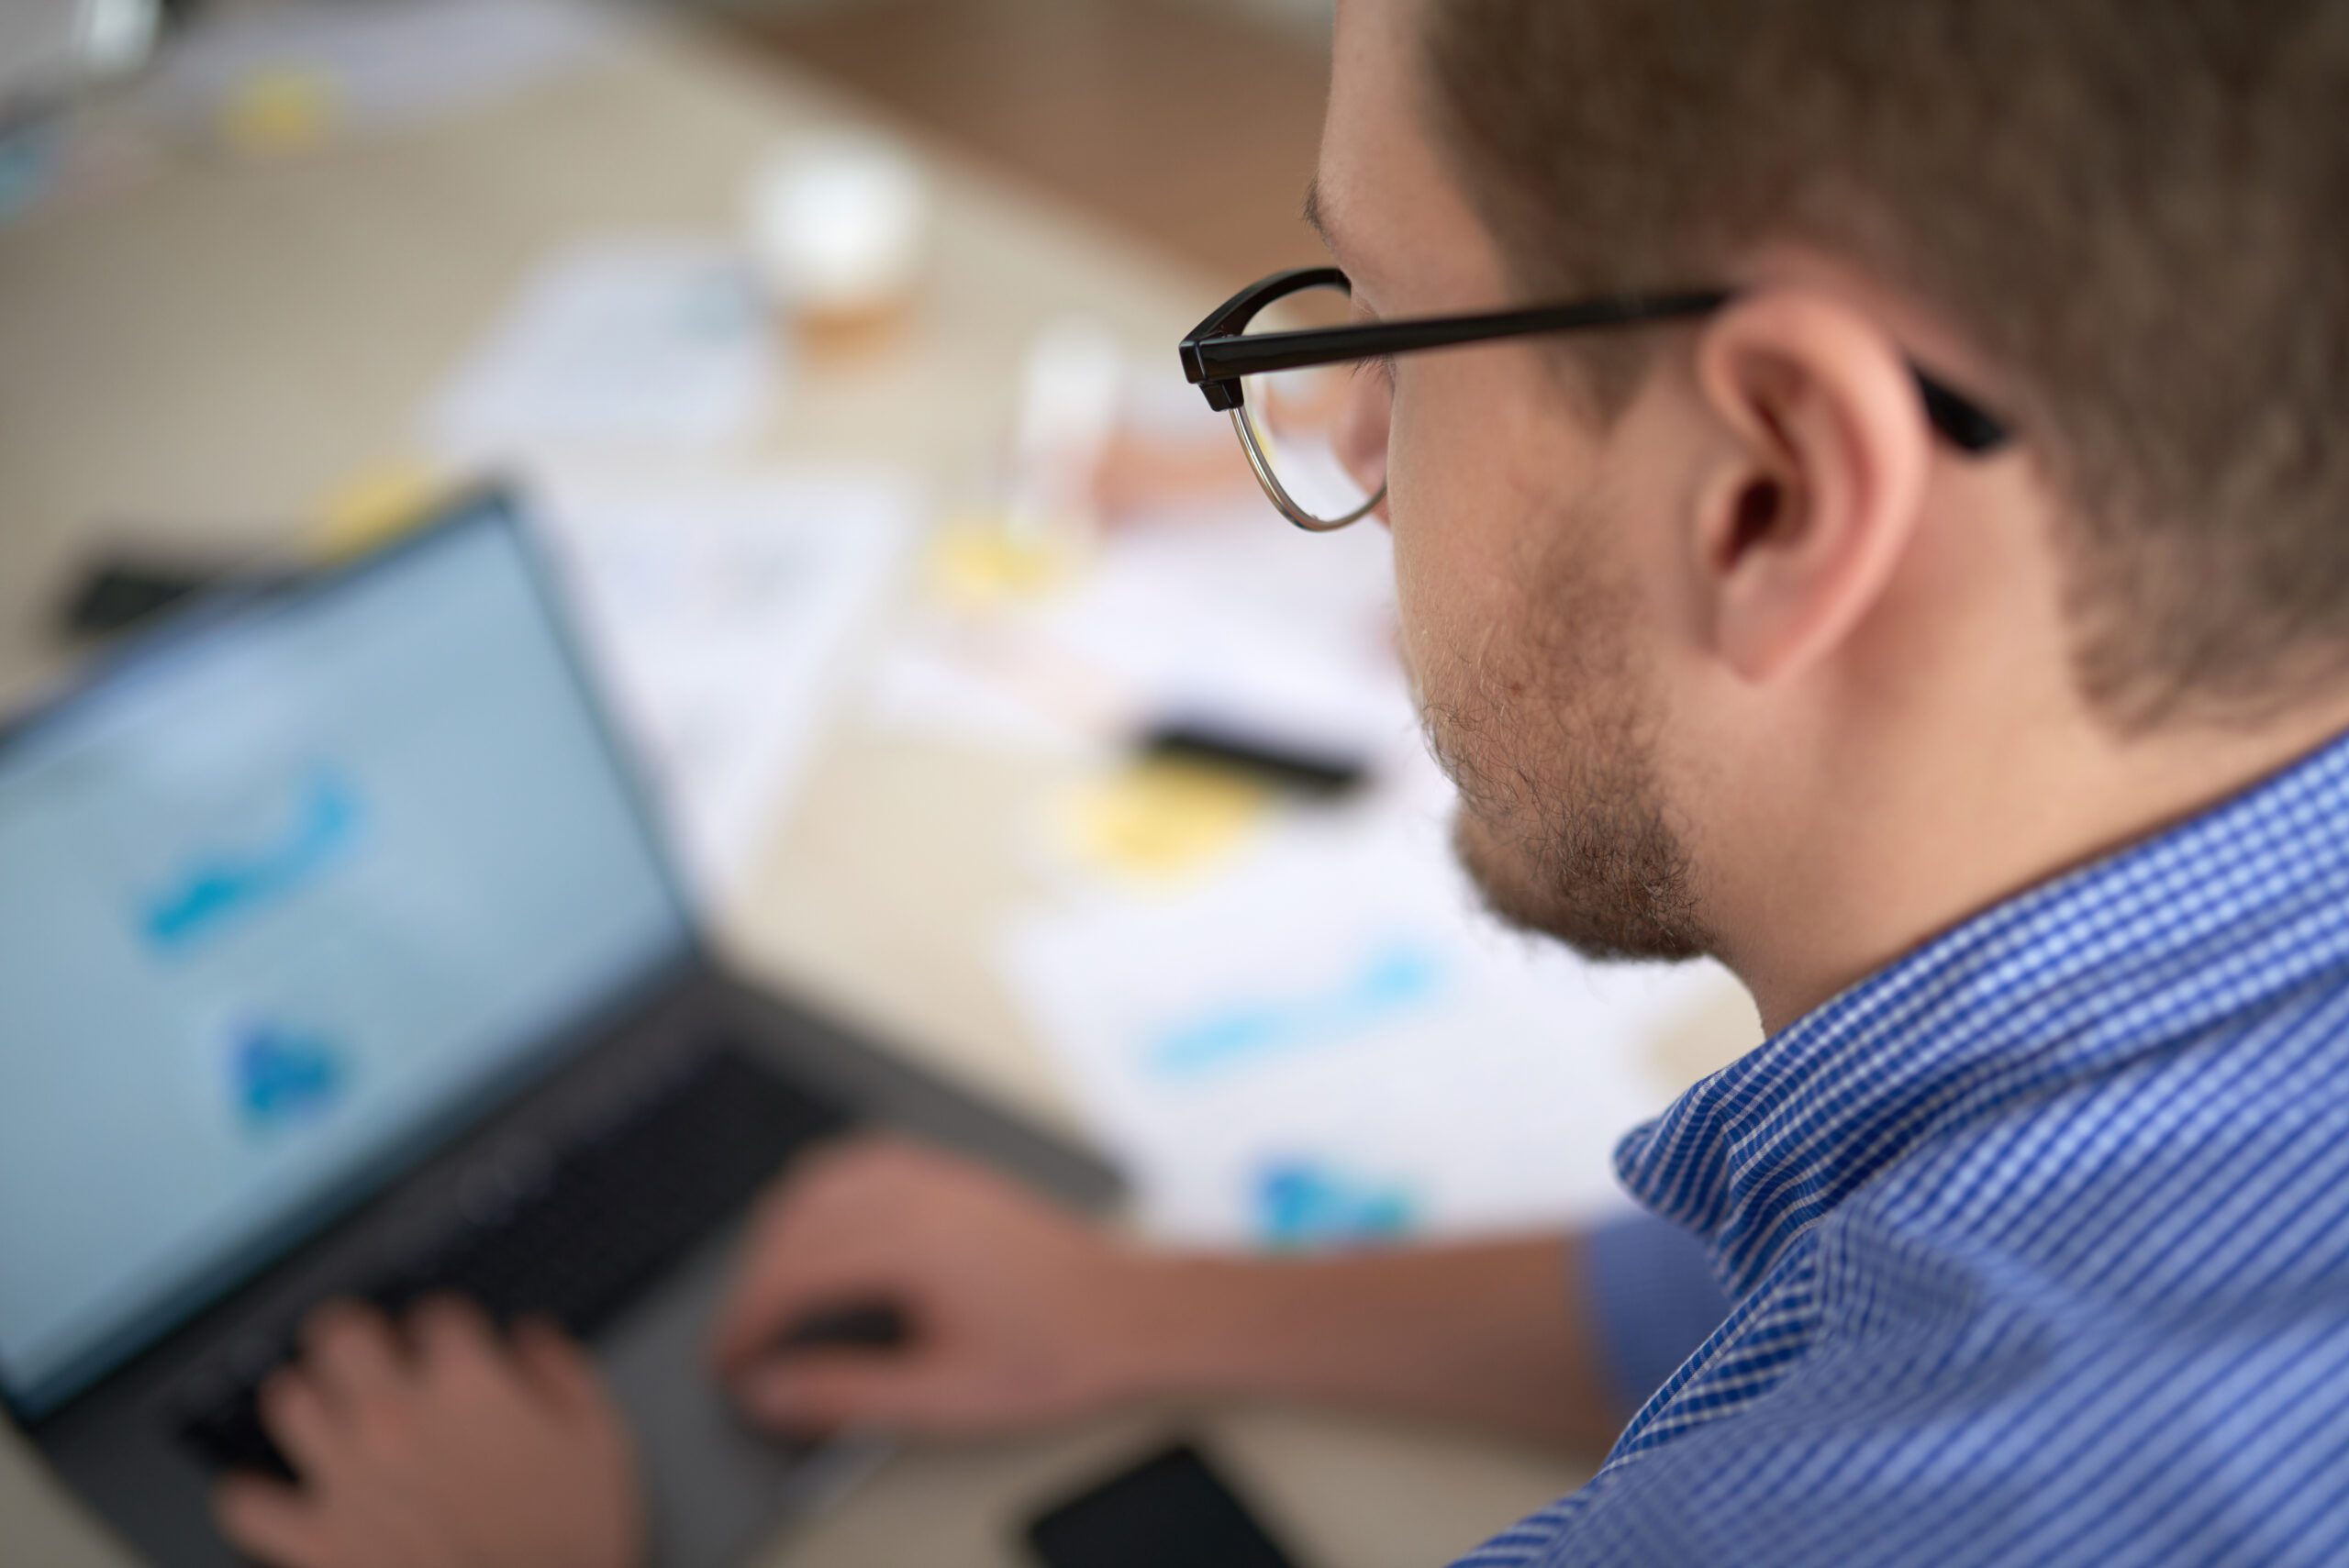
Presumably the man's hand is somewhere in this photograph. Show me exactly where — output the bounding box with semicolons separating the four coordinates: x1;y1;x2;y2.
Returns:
707;1138;1154;1438
212;1298;642;1568
707;1137;1624;1452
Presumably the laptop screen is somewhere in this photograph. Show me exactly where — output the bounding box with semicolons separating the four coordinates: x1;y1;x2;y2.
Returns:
0;497;694;1417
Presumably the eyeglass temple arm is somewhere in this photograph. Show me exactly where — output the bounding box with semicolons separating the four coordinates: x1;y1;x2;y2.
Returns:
1911;374;2010;454
1182;289;2010;454
1181;292;1731;410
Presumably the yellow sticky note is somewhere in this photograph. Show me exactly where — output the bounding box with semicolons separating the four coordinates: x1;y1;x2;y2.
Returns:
308;461;451;563
220;69;339;158
925;517;1077;607
1059;760;1274;884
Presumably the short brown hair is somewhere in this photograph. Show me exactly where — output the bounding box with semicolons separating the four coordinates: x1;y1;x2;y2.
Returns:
1427;0;2349;731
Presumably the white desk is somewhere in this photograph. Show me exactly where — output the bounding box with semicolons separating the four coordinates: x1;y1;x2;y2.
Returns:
0;18;1585;1568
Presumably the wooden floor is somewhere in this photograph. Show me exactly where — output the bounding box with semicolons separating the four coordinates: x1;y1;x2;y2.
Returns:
714;0;1331;285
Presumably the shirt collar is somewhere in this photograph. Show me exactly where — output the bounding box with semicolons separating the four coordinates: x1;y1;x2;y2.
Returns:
1617;727;2349;1300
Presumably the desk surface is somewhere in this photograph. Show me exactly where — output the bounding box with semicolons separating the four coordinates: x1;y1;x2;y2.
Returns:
0;17;1585;1568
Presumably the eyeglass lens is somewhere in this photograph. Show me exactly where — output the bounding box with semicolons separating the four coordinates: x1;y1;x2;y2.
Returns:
1236;281;1386;528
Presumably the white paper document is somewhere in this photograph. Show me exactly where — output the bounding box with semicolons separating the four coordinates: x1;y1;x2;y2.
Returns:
1004;815;1756;1249
429;239;781;461
526;468;916;899
872;506;1417;760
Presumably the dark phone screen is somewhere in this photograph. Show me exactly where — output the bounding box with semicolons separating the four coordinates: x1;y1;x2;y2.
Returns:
1026;1442;1300;1568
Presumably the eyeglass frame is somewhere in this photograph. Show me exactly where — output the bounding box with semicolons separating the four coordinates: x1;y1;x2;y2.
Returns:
1179;266;2013;532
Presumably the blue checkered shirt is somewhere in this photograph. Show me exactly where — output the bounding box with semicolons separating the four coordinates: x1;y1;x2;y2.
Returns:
1459;729;2349;1566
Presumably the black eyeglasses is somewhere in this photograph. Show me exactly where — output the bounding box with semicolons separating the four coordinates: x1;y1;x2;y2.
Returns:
1180;266;2012;531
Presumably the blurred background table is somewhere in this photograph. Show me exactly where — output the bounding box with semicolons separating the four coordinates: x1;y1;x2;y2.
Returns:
0;7;1589;1565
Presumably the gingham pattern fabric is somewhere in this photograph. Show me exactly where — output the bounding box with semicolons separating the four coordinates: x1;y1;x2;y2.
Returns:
1455;729;2349;1566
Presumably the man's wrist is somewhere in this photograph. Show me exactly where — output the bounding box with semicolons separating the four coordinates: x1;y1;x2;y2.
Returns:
1089;1251;1269;1404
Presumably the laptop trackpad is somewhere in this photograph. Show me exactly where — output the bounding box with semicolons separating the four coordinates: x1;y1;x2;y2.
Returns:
599;1217;888;1568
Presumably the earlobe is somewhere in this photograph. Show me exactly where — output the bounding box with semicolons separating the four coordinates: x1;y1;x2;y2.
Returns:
1689;294;1933;686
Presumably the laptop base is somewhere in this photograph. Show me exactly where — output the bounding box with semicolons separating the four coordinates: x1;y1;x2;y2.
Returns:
28;965;1120;1567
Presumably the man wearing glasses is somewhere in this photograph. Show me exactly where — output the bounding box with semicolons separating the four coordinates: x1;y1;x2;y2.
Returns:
217;1;2349;1564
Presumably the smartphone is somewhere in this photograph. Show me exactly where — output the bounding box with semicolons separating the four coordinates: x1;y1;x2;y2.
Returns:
1025;1441;1303;1568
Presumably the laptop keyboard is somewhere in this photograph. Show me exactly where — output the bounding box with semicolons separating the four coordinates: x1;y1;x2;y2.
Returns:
173;1044;851;1479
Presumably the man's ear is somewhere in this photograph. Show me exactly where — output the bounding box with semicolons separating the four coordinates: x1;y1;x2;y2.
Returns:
1687;293;1933;685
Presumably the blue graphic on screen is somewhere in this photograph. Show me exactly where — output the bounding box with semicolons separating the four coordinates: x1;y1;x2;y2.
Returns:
1148;944;1444;1078
140;768;364;952
1255;1159;1418;1249
228;1018;350;1135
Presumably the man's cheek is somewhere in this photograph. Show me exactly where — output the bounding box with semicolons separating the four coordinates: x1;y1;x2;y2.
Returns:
1386;417;1497;719
1390;533;1443;706
1394;568;1482;733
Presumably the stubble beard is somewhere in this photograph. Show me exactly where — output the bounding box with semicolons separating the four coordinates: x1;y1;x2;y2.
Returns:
1414;525;1716;964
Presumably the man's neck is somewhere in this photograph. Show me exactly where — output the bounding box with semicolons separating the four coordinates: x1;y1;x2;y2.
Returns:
1724;697;2349;1035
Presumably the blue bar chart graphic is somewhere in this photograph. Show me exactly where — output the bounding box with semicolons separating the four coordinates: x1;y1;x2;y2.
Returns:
228;1018;350;1135
1148;944;1445;1079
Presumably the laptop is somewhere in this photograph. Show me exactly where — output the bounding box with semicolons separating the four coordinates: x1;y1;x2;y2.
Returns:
0;489;1122;1567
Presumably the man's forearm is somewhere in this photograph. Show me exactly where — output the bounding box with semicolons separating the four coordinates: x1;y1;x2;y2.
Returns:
1100;1235;1627;1452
